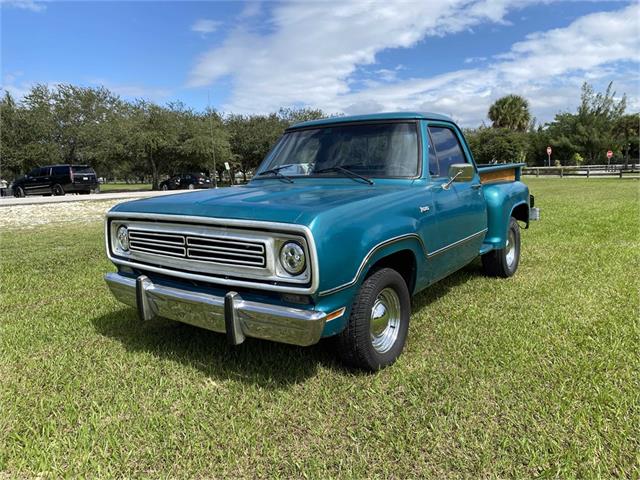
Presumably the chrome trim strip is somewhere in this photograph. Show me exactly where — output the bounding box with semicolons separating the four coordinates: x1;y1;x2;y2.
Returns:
426;228;488;259
318;229;488;296
105;212;320;294
319;233;428;296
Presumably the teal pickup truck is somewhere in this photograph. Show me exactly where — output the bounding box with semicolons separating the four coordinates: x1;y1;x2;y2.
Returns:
104;112;538;370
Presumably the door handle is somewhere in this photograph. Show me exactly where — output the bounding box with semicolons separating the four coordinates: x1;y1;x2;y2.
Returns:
471;183;482;190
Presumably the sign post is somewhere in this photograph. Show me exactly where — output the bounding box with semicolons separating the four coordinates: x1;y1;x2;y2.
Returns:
546;146;552;167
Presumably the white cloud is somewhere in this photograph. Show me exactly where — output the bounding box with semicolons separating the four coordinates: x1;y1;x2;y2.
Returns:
239;1;261;19
188;1;640;125
191;19;222;35
1;0;45;12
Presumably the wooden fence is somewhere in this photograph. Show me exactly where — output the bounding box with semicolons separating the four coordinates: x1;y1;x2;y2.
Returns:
523;164;640;179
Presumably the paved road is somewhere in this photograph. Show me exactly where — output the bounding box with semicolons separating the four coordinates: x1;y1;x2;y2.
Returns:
0;189;196;207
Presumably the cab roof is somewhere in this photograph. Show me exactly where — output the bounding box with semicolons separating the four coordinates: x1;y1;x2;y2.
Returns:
289;111;454;130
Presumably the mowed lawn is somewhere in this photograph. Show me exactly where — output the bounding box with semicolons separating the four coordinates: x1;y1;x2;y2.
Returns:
0;178;638;478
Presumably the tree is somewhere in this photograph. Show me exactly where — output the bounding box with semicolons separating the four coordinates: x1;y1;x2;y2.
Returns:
226;113;287;181
614;113;639;167
547;82;627;164
465;127;529;164
488;94;531;132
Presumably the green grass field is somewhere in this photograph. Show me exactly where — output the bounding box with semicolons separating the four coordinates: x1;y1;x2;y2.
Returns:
1;178;638;478
99;183;152;192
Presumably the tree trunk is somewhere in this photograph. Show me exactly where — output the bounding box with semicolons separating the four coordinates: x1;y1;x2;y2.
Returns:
149;150;159;190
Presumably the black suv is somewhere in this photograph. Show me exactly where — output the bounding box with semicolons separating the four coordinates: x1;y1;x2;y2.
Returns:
159;173;212;191
12;165;99;197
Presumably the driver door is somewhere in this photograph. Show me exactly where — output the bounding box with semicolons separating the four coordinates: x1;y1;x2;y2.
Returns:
424;124;487;281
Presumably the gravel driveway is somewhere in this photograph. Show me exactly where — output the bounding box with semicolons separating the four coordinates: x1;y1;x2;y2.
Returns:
0;199;125;230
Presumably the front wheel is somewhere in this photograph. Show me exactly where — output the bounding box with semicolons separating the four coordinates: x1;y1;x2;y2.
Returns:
161;184;168;191
188;183;195;190
14;186;25;198
335;268;411;371
52;184;65;196
481;216;521;277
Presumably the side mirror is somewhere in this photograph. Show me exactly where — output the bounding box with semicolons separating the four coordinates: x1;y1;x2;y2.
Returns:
443;163;474;189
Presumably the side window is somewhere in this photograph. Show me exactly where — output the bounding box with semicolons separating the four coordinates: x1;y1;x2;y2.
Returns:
52;166;67;176
427;134;438;176
28;168;39;177
428;126;468;178
39;167;50;176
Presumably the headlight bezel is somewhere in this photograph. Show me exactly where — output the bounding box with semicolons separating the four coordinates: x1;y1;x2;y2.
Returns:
278;241;307;276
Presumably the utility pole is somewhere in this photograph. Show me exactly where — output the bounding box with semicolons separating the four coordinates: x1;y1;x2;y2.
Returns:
208;92;218;189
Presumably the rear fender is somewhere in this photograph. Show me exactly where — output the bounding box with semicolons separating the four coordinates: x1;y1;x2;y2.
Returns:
483;181;529;249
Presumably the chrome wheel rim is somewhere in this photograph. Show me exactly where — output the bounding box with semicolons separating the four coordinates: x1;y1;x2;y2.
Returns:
505;228;516;267
370;287;401;354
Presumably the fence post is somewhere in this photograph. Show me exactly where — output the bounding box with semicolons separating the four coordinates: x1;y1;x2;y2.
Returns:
560;168;563;179
619;167;623;179
536;168;539;178
587;167;590;179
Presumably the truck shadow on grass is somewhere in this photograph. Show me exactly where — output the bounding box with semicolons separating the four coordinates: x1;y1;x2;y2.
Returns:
91;263;481;387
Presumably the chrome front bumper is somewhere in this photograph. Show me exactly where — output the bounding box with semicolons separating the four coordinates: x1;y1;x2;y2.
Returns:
104;272;326;346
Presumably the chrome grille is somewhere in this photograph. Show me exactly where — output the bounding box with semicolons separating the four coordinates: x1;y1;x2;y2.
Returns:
128;229;266;267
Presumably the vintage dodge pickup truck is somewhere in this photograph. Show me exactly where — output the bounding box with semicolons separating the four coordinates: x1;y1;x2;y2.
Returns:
104;112;538;370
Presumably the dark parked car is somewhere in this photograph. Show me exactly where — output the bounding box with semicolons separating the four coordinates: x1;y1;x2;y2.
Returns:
159;173;212;191
12;165;99;197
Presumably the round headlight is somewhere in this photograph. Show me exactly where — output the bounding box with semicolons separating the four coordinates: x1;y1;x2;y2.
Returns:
116;225;129;251
279;241;306;275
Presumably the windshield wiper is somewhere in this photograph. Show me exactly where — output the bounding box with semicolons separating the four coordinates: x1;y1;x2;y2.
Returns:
256;164;294;183
314;165;374;185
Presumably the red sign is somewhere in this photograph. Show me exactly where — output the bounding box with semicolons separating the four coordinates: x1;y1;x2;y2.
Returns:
607;150;613;159
546;146;552;155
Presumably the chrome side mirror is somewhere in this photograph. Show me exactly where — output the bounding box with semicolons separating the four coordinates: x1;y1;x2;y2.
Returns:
443;163;474;190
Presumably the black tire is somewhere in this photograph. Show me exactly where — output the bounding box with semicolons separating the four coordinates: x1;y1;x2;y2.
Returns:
335;268;411;371
52;184;65;196
14;186;25;198
161;184;168;191
481;216;521;278
188;183;195;190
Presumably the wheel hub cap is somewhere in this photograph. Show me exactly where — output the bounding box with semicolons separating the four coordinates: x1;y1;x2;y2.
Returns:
370;287;401;354
506;229;516;267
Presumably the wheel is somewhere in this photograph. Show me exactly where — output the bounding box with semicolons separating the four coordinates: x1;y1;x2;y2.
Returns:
335;268;411;371
481;216;521;278
188;183;195;190
161;184;168;191
52;184;65;196
14;186;25;198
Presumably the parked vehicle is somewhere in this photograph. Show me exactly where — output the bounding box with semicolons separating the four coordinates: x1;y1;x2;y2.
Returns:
159;173;212;191
12;164;98;197
104;112;539;370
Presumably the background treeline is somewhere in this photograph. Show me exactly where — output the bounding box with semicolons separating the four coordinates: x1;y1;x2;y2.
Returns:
0;82;637;187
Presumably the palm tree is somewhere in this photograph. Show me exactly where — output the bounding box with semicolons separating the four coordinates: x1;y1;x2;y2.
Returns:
488;95;531;132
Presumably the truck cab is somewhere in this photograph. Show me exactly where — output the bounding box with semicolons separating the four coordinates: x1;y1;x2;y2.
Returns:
104;112;537;371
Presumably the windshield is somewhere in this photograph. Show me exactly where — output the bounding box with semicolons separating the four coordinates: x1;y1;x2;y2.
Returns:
256;122;419;179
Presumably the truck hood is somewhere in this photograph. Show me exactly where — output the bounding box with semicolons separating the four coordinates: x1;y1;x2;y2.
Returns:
110;179;412;226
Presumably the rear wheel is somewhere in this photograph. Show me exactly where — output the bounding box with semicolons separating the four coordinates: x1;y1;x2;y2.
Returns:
188;183;195;190
14;186;25;198
335;268;410;371
161;184;168;191
52;184;65;196
481;216;521;277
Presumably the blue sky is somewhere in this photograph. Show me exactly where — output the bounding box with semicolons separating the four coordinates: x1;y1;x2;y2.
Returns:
2;0;639;126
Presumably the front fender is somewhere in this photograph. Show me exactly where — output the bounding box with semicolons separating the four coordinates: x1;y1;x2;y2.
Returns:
483;181;529;248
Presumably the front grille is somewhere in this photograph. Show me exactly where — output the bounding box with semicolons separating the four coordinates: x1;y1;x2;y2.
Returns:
128;229;266;267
